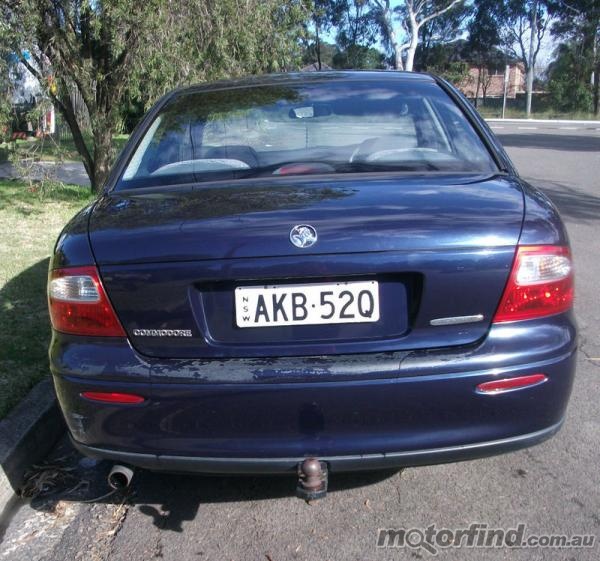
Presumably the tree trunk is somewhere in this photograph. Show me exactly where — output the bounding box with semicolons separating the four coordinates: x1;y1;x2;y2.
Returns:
404;37;419;72
525;0;538;117
394;46;404;71
19;58;96;188
404;17;419;72
378;1;404;70
594;39;599;116
91;127;115;193
315;23;322;71
594;66;599;116
389;28;404;70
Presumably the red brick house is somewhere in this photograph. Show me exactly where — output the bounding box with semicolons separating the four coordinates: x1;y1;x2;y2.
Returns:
459;63;526;100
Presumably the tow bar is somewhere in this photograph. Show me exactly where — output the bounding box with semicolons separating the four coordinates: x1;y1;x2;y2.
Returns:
296;458;328;501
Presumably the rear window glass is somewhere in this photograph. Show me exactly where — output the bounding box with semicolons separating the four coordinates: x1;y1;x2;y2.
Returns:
117;79;497;190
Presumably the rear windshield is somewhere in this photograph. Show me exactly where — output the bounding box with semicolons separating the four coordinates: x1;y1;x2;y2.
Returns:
116;79;497;190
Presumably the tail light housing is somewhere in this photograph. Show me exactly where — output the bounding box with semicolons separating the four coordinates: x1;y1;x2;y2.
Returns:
48;266;125;336
493;245;573;323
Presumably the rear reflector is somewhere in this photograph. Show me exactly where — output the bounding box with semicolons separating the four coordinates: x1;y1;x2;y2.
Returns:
476;373;548;394
81;391;145;404
48;266;125;337
493;245;573;323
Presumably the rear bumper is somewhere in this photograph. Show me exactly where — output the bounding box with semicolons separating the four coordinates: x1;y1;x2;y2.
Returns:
51;313;577;473
71;418;564;474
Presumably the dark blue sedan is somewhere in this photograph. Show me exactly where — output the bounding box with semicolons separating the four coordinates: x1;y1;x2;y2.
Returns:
48;72;576;493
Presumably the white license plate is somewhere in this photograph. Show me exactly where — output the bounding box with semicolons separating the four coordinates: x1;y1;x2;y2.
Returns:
235;281;380;328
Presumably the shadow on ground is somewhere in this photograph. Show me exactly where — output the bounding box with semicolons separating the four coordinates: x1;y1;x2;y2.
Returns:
496;132;600;152
530;180;600;223
27;437;399;533
0;258;52;418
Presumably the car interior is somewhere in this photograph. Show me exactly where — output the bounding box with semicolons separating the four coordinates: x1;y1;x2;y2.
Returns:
119;91;497;189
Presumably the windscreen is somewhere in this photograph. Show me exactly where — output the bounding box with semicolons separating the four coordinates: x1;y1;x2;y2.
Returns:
117;79;497;189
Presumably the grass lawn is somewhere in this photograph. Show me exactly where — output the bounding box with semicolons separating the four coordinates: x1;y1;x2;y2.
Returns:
0;179;95;419
476;107;599;120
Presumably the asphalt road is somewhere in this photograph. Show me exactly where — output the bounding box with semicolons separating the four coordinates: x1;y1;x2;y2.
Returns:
2;120;600;561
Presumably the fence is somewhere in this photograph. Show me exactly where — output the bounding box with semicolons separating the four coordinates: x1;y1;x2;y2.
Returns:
53;84;91;143
468;93;553;117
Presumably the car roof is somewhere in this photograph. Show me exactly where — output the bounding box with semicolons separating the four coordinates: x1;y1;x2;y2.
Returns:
174;70;437;96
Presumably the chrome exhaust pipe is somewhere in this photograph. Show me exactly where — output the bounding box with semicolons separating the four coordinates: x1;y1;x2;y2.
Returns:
107;464;134;490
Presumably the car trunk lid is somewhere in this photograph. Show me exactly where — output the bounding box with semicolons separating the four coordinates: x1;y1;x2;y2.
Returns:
89;173;524;359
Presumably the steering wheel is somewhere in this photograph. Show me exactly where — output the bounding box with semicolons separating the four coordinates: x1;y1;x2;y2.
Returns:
350;137;438;163
365;147;438;162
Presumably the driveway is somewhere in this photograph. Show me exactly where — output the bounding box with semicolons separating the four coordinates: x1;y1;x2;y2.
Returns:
0;161;90;187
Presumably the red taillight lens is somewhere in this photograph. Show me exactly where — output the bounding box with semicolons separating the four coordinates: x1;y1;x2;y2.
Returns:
493;245;573;323
48;266;125;337
476;373;548;394
81;391;145;404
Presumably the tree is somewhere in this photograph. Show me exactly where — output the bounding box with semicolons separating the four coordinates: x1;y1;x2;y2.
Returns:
435;60;471;86
0;18;14;139
3;0;308;192
334;0;380;56
302;1;385;71
548;0;600;115
547;41;594;112
466;0;504;107
415;1;472;70
333;44;385;68
302;40;338;69
500;0;550;116
306;1;342;70
373;0;464;71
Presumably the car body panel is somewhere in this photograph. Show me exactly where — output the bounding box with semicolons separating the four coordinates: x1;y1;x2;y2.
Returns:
51;313;576;466
89;174;524;358
89;174;524;264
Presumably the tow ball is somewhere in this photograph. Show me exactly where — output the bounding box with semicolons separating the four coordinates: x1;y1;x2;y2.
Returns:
296;458;328;501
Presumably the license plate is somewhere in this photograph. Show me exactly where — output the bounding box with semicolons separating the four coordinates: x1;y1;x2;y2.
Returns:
235;281;380;328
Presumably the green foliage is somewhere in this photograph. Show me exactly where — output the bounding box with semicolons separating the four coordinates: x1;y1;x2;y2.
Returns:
547;0;600;115
302;41;338;68
467;0;503;62
302;1;386;70
332;44;385;68
547;42;593;113
334;0;379;52
0;17;15;141
127;1;309;106
548;79;593;113
430;61;471;86
416;1;472;70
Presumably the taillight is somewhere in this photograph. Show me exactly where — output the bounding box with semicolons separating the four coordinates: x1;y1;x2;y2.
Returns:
476;373;548;394
48;266;125;336
81;391;145;404
493;245;573;323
